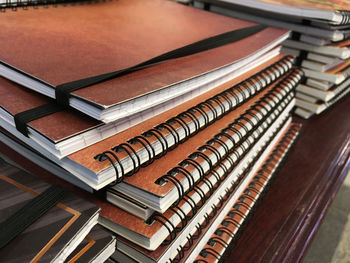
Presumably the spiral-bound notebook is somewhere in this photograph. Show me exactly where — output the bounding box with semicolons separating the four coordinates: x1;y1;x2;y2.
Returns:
282;47;346;71
295;84;350;116
0;55;296;190
0;157;100;263
0;54;291;159
0;0;288;124
103;113;292;252
112;123;301;263
0;67;301;251
97;80;296;250
283;39;350;59
190;124;301;263
301;60;350;84
103;69;302;212
1;67;302;214
203;0;350;24
296;78;350;102
194;0;350;41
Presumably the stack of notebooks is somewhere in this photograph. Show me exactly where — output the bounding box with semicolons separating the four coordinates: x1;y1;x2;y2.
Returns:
0;0;303;262
192;0;350;119
0;156;116;262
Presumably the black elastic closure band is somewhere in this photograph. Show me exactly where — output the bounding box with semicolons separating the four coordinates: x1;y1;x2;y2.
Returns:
295;50;309;67
14;103;62;137
55;24;267;107
0;185;65;249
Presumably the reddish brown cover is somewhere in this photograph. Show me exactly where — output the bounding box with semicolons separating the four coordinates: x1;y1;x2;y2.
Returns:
0;55;287;143
70;67;300;198
66;54;290;172
0;0;287;108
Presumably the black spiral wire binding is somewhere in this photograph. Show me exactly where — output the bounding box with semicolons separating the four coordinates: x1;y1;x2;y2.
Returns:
200;247;222;261
194;124;301;263
156;69;302;207
338;10;350;26
93;150;124;185
0;0;87;11
172;119;297;263
168;91;294;219
194;118;297;263
170;116;292;261
93;56;296;185
147;213;177;246
127;136;155;167
208;236;229;249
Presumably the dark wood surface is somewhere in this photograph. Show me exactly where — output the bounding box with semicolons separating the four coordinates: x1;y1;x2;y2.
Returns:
0;96;349;263
225;95;350;263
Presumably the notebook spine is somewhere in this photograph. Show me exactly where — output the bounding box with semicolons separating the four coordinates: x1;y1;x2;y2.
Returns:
155;69;302;206
193;124;301;263
147;101;295;249
94;56;295;184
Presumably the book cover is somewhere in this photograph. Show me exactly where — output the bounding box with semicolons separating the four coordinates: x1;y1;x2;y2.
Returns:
0;158;100;262
0;0;288;123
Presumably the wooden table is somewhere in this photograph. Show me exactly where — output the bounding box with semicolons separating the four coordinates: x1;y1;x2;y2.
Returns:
225;95;350;263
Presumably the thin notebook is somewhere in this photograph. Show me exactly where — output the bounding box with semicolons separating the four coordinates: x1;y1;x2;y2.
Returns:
65;225;116;263
0;157;100;263
194;0;350;41
205;0;350;25
0;0;288;123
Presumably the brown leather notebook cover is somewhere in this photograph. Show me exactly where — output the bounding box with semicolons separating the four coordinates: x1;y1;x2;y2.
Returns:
0;0;288;120
0;54;290;146
113;123;302;262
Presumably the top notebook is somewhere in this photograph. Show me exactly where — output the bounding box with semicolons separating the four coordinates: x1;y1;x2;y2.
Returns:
0;0;288;123
215;0;350;25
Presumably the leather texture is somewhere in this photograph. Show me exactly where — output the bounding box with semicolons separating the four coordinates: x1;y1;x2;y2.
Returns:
67;55;286;175
0;0;287;107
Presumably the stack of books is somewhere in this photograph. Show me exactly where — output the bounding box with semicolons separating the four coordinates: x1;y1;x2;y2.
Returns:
0;0;302;262
193;0;350;119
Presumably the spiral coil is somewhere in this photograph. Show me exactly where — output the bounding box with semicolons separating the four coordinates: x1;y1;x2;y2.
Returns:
194;123;300;263
157;115;297;262
94;56;296;185
338;10;350;26
0;0;91;11
156;69;302;207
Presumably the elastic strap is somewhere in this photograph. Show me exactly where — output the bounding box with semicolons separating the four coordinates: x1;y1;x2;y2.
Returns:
55;24;267;107
14;103;62;137
0;185;65;248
